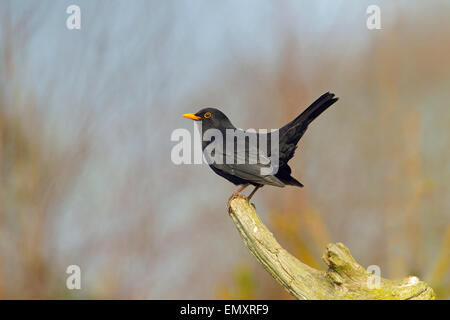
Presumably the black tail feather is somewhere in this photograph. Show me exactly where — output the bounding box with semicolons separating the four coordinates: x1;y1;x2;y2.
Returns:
280;92;338;144
286;175;304;187
278;92;338;165
284;92;338;130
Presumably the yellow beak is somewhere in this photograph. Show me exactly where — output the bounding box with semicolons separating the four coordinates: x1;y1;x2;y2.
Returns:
183;113;201;120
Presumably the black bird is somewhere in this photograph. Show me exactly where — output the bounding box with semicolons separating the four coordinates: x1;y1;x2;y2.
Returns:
183;92;338;200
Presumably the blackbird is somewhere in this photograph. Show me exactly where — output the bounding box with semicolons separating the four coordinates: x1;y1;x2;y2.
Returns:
183;92;338;200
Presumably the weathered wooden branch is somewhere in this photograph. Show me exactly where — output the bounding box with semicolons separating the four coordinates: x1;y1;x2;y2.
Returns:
228;197;435;300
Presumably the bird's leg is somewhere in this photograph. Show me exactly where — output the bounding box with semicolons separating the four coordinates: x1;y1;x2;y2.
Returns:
228;183;250;211
231;183;250;199
248;185;262;200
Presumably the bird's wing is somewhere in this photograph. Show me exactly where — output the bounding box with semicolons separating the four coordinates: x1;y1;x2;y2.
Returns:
206;137;285;187
212;163;285;187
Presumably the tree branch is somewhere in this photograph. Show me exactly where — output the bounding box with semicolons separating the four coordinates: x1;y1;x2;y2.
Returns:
228;197;435;300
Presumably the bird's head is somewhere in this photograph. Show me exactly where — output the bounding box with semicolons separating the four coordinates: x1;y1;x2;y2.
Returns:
183;108;234;131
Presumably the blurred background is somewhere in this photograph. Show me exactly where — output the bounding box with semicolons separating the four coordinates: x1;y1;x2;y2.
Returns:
0;0;449;299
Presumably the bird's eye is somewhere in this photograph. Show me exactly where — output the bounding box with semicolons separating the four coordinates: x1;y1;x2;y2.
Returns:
204;112;212;119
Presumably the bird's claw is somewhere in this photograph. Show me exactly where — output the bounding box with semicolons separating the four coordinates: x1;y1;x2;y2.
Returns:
229;193;249;202
228;193;249;213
